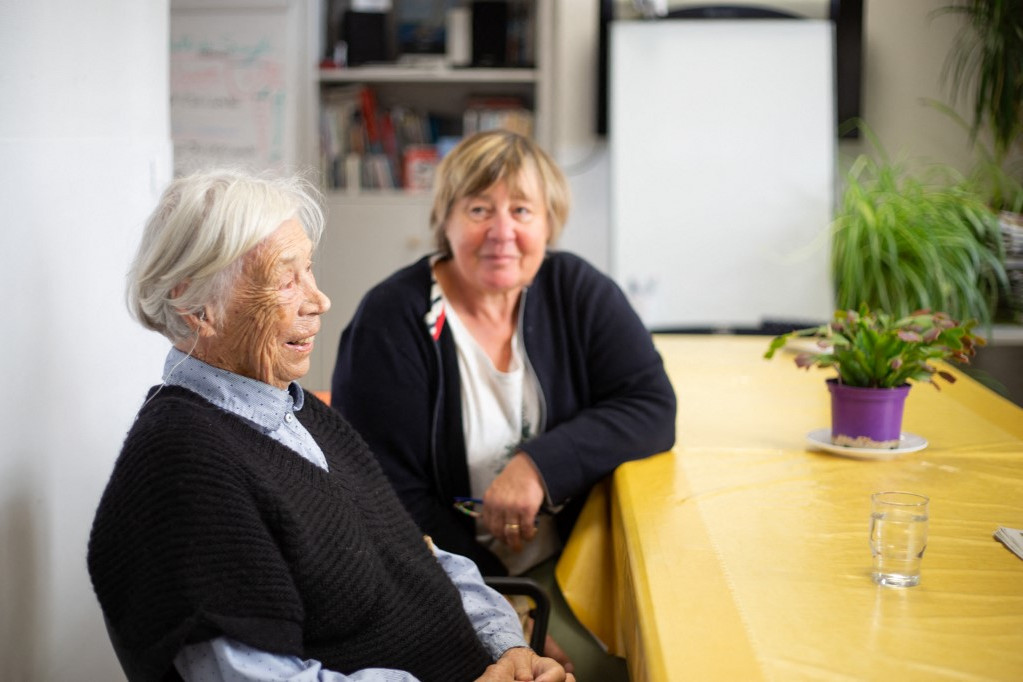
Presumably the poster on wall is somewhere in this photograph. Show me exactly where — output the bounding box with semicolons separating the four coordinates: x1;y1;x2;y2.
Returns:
170;0;304;176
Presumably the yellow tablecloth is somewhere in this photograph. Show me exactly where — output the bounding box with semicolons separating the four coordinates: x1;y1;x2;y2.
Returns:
557;335;1023;681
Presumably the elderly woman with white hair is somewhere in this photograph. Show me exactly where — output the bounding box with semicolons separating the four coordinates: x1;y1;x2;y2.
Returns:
87;169;573;682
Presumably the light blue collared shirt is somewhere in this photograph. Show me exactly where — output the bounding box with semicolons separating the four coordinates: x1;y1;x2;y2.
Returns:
161;349;526;681
162;347;328;469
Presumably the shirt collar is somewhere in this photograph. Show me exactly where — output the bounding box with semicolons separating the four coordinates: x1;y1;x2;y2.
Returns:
162;347;305;433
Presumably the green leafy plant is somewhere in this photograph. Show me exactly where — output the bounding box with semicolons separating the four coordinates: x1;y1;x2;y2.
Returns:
968;144;1023;214
832;143;1007;329
936;0;1023;163
764;305;985;389
924;99;1023;213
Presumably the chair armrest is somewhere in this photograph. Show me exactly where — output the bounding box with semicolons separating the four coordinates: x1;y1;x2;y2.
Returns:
483;576;550;654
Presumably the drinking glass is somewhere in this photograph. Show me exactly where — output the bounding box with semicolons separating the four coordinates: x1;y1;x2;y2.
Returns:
869;491;929;587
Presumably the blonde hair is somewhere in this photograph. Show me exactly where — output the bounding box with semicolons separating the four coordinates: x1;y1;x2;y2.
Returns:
127;169;325;343
429;130;570;256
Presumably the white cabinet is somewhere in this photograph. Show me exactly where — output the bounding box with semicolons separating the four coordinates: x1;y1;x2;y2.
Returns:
308;0;555;390
308;194;434;390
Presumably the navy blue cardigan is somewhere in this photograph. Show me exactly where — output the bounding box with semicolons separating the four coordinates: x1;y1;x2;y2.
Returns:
331;252;676;575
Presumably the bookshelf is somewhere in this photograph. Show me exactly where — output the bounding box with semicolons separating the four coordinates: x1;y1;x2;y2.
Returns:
319;74;540;191
307;0;555;390
317;1;553;195
319;65;539;83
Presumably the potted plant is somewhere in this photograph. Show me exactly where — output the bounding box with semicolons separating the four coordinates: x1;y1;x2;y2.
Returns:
937;0;1022;175
934;0;1023;320
764;305;985;449
831;137;1008;331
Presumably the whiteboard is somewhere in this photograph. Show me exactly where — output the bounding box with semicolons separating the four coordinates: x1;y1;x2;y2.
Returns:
610;20;835;329
170;0;309;175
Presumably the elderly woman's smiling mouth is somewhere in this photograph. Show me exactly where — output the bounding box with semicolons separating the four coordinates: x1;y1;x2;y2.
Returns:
285;334;317;351
289;336;314;346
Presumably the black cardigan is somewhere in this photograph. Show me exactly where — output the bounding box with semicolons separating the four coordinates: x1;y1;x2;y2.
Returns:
87;387;492;682
331;252;677;575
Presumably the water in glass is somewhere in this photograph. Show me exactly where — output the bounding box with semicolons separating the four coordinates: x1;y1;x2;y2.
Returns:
869;491;929;587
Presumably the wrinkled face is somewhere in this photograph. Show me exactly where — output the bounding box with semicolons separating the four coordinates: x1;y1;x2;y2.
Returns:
443;168;550;296
200;219;330;389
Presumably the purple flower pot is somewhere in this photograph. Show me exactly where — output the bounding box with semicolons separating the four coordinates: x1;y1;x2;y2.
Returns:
827;379;911;449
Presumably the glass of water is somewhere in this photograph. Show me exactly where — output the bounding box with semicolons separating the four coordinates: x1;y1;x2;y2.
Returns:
869;491;929;587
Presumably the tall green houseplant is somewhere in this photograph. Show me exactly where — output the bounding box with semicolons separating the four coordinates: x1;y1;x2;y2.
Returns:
934;0;1023;211
831;139;1007;329
935;0;1023;322
938;0;1023;168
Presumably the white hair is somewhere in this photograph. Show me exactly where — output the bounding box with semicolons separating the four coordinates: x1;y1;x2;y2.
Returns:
127;168;325;343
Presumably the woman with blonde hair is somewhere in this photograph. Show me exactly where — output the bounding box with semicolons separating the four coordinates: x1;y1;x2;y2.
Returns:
331;131;676;677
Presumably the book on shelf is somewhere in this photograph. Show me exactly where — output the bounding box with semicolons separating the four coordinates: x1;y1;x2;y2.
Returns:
359;86;382;152
321;85;400;189
320;86;535;191
364;154;396;189
403;144;440;191
463;96;534;138
320;85;359;188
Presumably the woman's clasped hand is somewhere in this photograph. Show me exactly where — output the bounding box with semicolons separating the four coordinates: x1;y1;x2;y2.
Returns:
476;646;575;682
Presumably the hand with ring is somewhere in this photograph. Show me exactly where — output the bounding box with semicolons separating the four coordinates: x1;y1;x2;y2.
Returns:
483;453;545;551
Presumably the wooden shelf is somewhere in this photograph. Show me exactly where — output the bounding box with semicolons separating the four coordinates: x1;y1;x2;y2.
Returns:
319;66;538;84
991;324;1023;345
324;189;433;204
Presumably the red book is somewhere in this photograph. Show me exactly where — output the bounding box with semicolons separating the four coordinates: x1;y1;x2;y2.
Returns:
359;87;380;150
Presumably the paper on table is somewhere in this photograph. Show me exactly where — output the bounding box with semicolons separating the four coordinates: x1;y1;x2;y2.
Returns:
994;526;1023;560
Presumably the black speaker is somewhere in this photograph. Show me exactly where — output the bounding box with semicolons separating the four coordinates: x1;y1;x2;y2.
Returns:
472;1;509;67
596;0;612;135
832;0;864;138
342;10;389;66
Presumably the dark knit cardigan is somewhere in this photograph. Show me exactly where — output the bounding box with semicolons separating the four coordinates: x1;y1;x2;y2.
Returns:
87;387;493;682
331;251;677;576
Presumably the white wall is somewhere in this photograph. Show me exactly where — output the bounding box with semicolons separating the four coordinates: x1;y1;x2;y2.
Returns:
0;2;171;680
548;0;609;270
851;0;975;170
